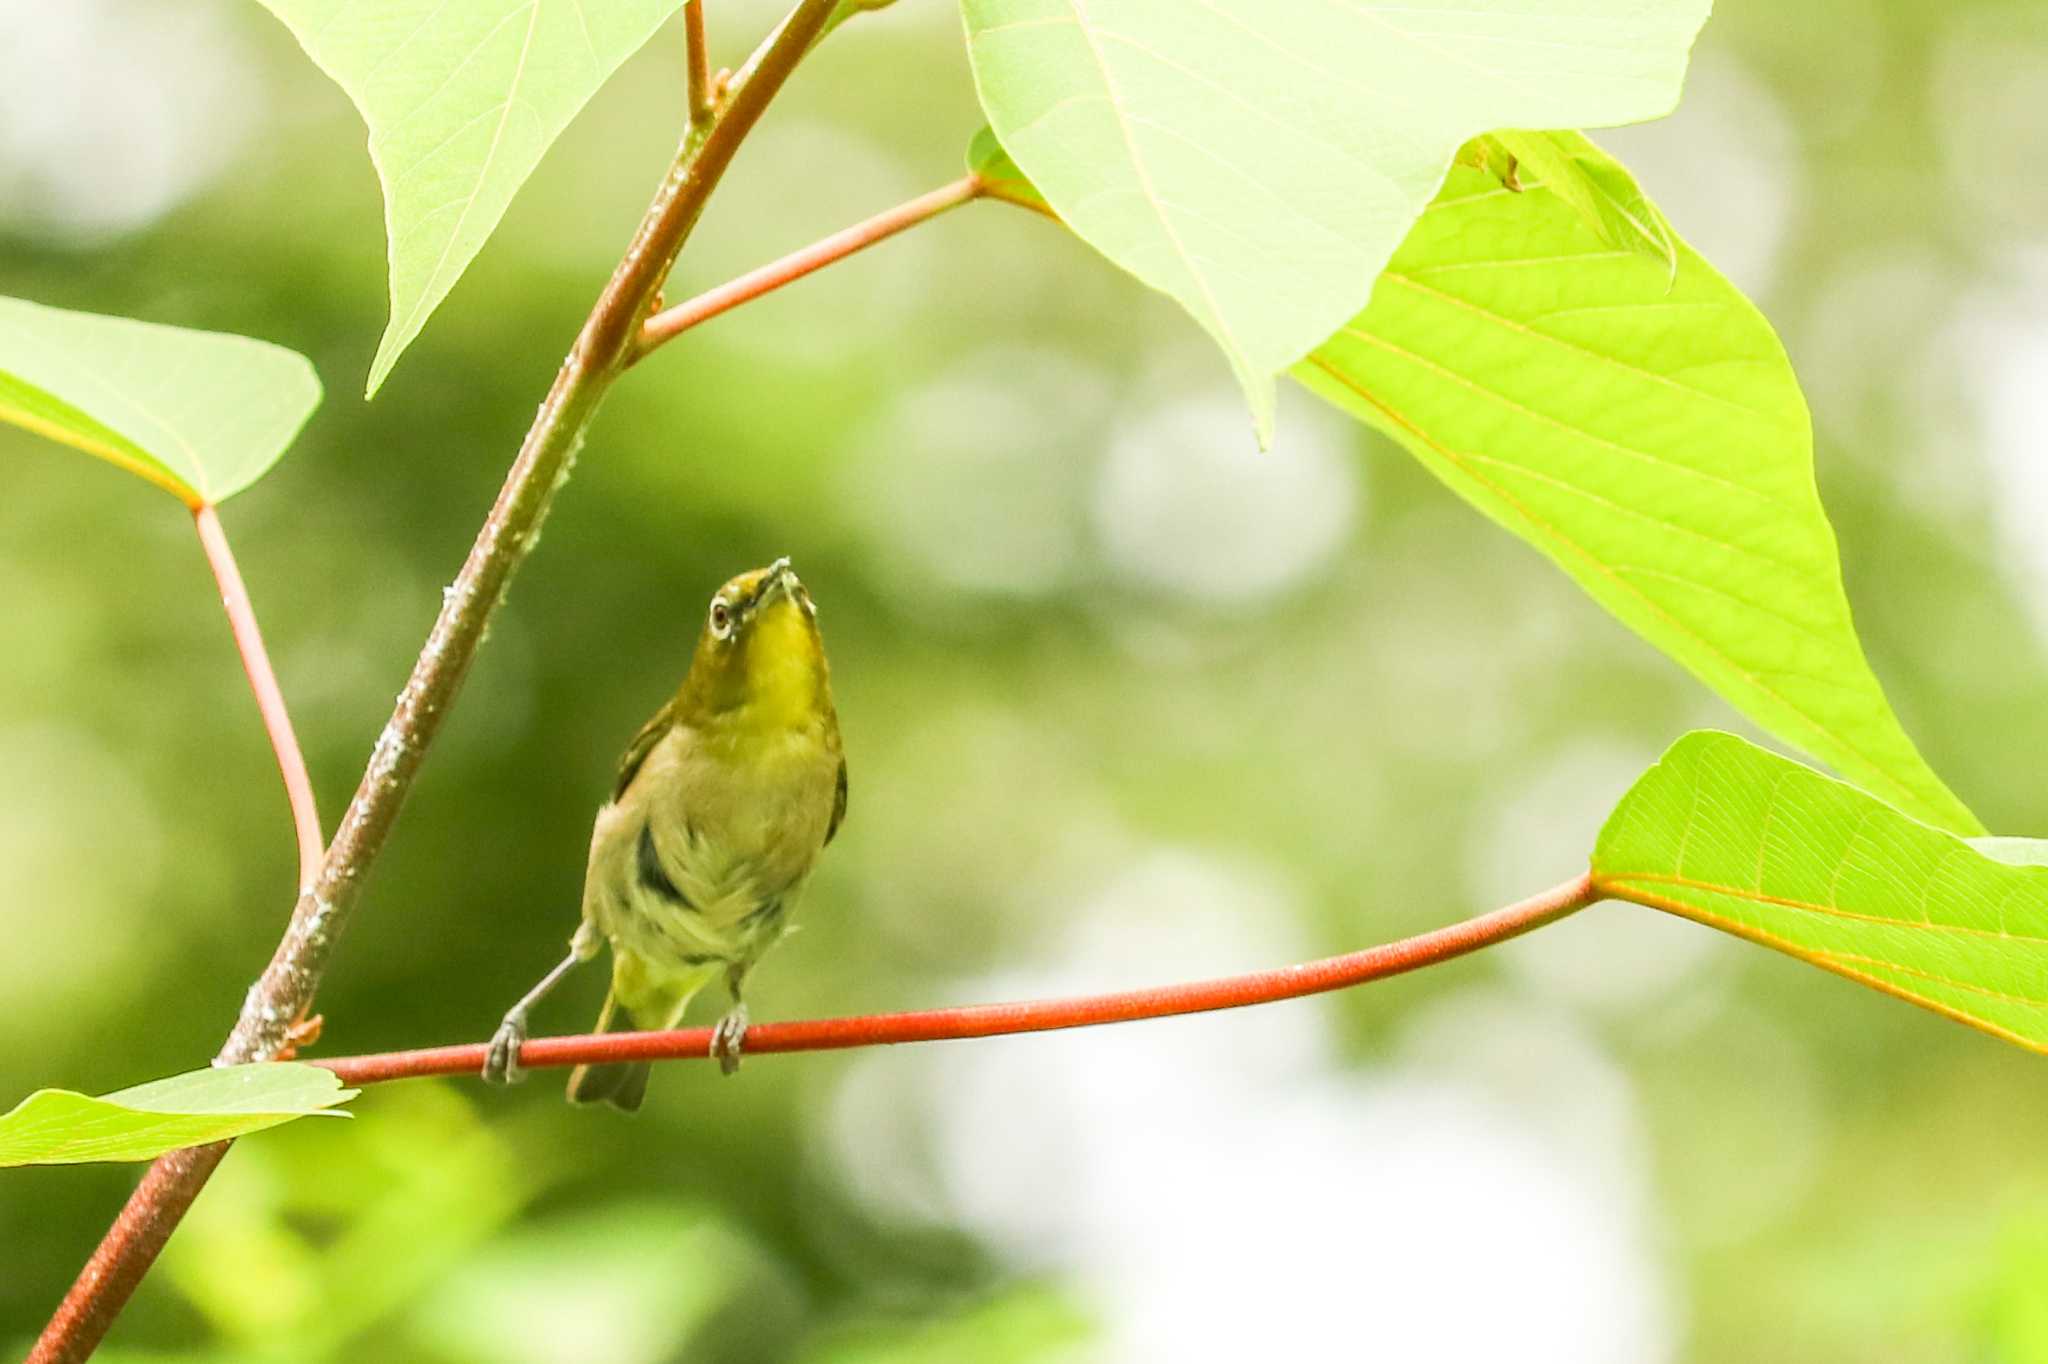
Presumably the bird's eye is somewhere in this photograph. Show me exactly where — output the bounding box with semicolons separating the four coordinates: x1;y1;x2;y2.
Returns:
709;600;733;639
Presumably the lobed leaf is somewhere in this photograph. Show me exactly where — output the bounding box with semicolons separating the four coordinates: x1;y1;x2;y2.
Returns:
1595;732;2048;1052
0;1063;357;1167
0;296;320;507
960;0;1712;439
251;0;681;395
1297;144;1978;834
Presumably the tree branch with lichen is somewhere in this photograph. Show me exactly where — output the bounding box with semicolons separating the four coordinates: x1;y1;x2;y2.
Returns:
28;3;843;1360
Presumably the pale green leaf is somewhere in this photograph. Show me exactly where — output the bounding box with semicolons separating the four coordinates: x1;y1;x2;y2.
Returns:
252;0;681;395
1297;147;1978;834
1595;732;2048;1052
0;296;320;507
961;0;1712;439
0;1063;357;1167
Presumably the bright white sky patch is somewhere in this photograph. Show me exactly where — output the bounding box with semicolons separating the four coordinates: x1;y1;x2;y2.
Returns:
1946;287;2048;632
1091;388;1358;608
826;849;1674;1363
0;0;260;240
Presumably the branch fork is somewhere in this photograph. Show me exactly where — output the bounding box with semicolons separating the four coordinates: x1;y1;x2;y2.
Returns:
31;4;1583;1357
32;4;843;1359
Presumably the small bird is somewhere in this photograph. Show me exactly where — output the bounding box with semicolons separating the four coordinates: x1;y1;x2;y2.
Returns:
483;557;846;1109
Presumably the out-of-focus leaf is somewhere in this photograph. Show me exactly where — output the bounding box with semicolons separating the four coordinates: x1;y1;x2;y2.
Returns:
0;296;320;507
163;1084;530;1355
960;0;1712;439
407;1202;771;1364
250;0;680;395
1298;145;1979;833
1594;732;2048;1051
0;1064;356;1167
793;1286;1095;1364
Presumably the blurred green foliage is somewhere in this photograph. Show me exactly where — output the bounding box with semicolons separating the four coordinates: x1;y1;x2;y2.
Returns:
7;1;2048;1360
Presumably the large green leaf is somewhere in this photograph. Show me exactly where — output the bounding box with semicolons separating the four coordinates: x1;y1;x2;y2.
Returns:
1595;732;2048;1052
1297;141;1978;834
0;1064;357;1167
0;296;320;507
252;0;680;395
960;0;1712;438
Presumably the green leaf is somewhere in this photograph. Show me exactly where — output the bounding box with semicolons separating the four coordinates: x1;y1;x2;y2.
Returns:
794;1286;1094;1364
960;0;1712;439
0;296;321;507
0;1063;356;1167
968;126;1054;219
251;0;680;396
1296;146;1979;835
410;1203;766;1364
1467;130;1676;273
1594;732;2048;1053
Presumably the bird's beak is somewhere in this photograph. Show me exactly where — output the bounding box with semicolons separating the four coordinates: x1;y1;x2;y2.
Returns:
755;556;798;609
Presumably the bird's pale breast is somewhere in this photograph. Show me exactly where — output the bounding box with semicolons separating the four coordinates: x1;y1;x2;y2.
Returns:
584;715;838;993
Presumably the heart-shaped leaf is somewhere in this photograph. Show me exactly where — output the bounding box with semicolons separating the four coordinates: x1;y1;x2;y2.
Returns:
1595;733;2048;1051
960;0;1712;439
0;1063;357;1167
0;296;320;507
252;0;681;395
968;130;1975;833
1297;143;1978;834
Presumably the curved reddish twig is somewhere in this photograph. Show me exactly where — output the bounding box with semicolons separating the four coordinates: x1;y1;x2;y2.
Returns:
633;175;985;358
193;504;324;890
320;874;1599;1087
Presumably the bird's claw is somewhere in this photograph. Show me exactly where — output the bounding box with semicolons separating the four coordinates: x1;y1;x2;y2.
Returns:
483;1013;527;1086
711;1004;749;1077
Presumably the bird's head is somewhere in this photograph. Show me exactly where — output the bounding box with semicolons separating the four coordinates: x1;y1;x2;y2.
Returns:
678;557;830;727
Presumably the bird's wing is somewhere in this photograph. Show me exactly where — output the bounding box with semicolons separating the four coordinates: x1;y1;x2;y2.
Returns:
612;700;675;801
825;755;848;846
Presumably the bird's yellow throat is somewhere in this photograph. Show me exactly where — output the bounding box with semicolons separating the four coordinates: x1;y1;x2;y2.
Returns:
730;596;829;734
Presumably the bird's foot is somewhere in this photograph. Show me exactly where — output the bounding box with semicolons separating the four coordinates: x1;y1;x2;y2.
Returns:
483;1011;528;1086
710;1003;749;1077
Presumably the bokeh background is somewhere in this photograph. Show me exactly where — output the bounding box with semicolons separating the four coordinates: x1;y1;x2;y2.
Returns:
6;0;2048;1358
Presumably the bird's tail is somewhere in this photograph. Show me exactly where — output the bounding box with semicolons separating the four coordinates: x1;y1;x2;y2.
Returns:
565;991;650;1111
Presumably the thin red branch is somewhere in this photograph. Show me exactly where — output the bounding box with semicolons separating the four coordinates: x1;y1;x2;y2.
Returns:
320;874;1599;1087
192;504;324;891
633;174;986;359
27;1145;228;1358
685;0;714;127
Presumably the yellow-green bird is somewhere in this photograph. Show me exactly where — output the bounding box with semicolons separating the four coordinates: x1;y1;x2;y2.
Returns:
483;557;846;1109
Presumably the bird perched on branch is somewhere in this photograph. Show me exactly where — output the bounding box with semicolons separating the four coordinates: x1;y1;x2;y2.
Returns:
483;557;846;1109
